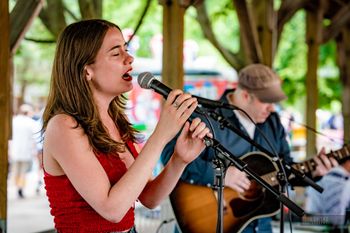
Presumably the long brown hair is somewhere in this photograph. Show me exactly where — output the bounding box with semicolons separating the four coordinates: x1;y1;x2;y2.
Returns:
42;19;139;154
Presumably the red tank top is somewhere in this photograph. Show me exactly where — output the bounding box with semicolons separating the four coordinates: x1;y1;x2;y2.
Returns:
44;141;138;233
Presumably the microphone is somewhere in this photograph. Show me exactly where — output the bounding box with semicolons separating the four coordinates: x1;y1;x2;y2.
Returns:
192;95;236;110
137;71;214;147
137;72;235;110
137;72;206;115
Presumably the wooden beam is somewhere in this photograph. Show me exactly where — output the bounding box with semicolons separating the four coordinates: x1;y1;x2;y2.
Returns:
342;27;350;143
0;0;10;231
277;0;307;41
78;0;102;19
336;27;350;143
160;0;185;89
322;3;350;43
194;1;243;69
305;0;325;157
252;0;276;66
10;0;43;53
233;0;262;63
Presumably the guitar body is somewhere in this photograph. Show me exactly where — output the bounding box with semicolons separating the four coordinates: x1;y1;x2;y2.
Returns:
170;145;350;233
170;152;280;233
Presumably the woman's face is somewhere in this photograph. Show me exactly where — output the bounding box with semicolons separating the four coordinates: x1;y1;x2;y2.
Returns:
86;27;134;101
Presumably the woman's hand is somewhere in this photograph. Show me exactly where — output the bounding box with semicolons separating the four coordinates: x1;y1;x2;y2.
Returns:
153;90;198;145
173;117;212;165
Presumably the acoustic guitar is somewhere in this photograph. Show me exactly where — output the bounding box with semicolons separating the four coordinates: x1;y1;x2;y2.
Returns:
170;145;350;233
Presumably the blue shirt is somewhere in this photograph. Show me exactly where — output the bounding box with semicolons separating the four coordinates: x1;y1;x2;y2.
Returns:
306;166;350;225
161;89;292;186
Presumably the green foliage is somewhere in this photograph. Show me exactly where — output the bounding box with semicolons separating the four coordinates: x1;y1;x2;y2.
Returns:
319;41;337;66
14;40;53;102
102;0;163;57
274;10;341;112
185;7;203;39
184;6;233;67
318;41;341;112
274;10;307;108
12;0;342;111
318;75;342;111
204;0;240;52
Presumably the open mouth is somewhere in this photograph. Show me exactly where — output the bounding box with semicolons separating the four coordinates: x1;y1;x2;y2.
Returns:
122;72;132;81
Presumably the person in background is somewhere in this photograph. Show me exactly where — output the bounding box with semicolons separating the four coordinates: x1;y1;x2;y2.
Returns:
161;63;338;233
305;158;350;226
41;19;212;233
33;106;44;195
9;104;39;198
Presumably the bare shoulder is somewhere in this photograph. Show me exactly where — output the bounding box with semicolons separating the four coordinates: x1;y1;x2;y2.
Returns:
47;114;79;131
45;114;86;149
44;114;92;175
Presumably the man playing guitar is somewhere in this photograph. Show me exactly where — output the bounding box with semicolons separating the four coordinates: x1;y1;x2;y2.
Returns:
161;64;339;233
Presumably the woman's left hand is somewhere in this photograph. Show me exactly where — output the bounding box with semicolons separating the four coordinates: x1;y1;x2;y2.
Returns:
173;117;212;165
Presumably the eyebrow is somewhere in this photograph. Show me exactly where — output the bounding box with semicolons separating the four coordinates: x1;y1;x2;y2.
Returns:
108;42;128;52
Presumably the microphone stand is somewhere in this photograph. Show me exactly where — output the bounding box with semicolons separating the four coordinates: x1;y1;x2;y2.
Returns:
201;136;305;233
204;110;323;233
278;170;287;233
212;157;226;233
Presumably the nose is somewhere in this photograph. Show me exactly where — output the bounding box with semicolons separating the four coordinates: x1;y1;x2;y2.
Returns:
267;103;275;112
125;53;134;65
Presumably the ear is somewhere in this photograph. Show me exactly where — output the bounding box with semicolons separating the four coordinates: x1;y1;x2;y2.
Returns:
242;89;250;101
84;65;93;81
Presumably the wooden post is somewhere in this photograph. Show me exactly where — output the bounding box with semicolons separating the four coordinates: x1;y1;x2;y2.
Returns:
252;0;276;67
10;0;43;53
0;1;44;232
160;0;186;89
343;79;350;144
305;1;324;157
343;28;350;143
0;0;10;232
336;28;350;143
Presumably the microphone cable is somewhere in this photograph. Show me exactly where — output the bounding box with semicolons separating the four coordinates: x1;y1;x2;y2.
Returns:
278;113;349;145
155;218;175;233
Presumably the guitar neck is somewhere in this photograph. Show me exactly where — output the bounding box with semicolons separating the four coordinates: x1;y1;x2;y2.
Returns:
292;145;350;174
261;145;350;186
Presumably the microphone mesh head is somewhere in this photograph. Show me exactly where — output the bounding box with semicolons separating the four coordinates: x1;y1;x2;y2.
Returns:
137;72;154;89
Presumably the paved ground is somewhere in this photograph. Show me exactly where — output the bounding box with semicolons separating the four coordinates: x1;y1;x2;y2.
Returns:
7;196;54;233
7;165;54;233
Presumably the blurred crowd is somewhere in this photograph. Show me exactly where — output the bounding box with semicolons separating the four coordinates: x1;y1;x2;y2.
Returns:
8;103;43;199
